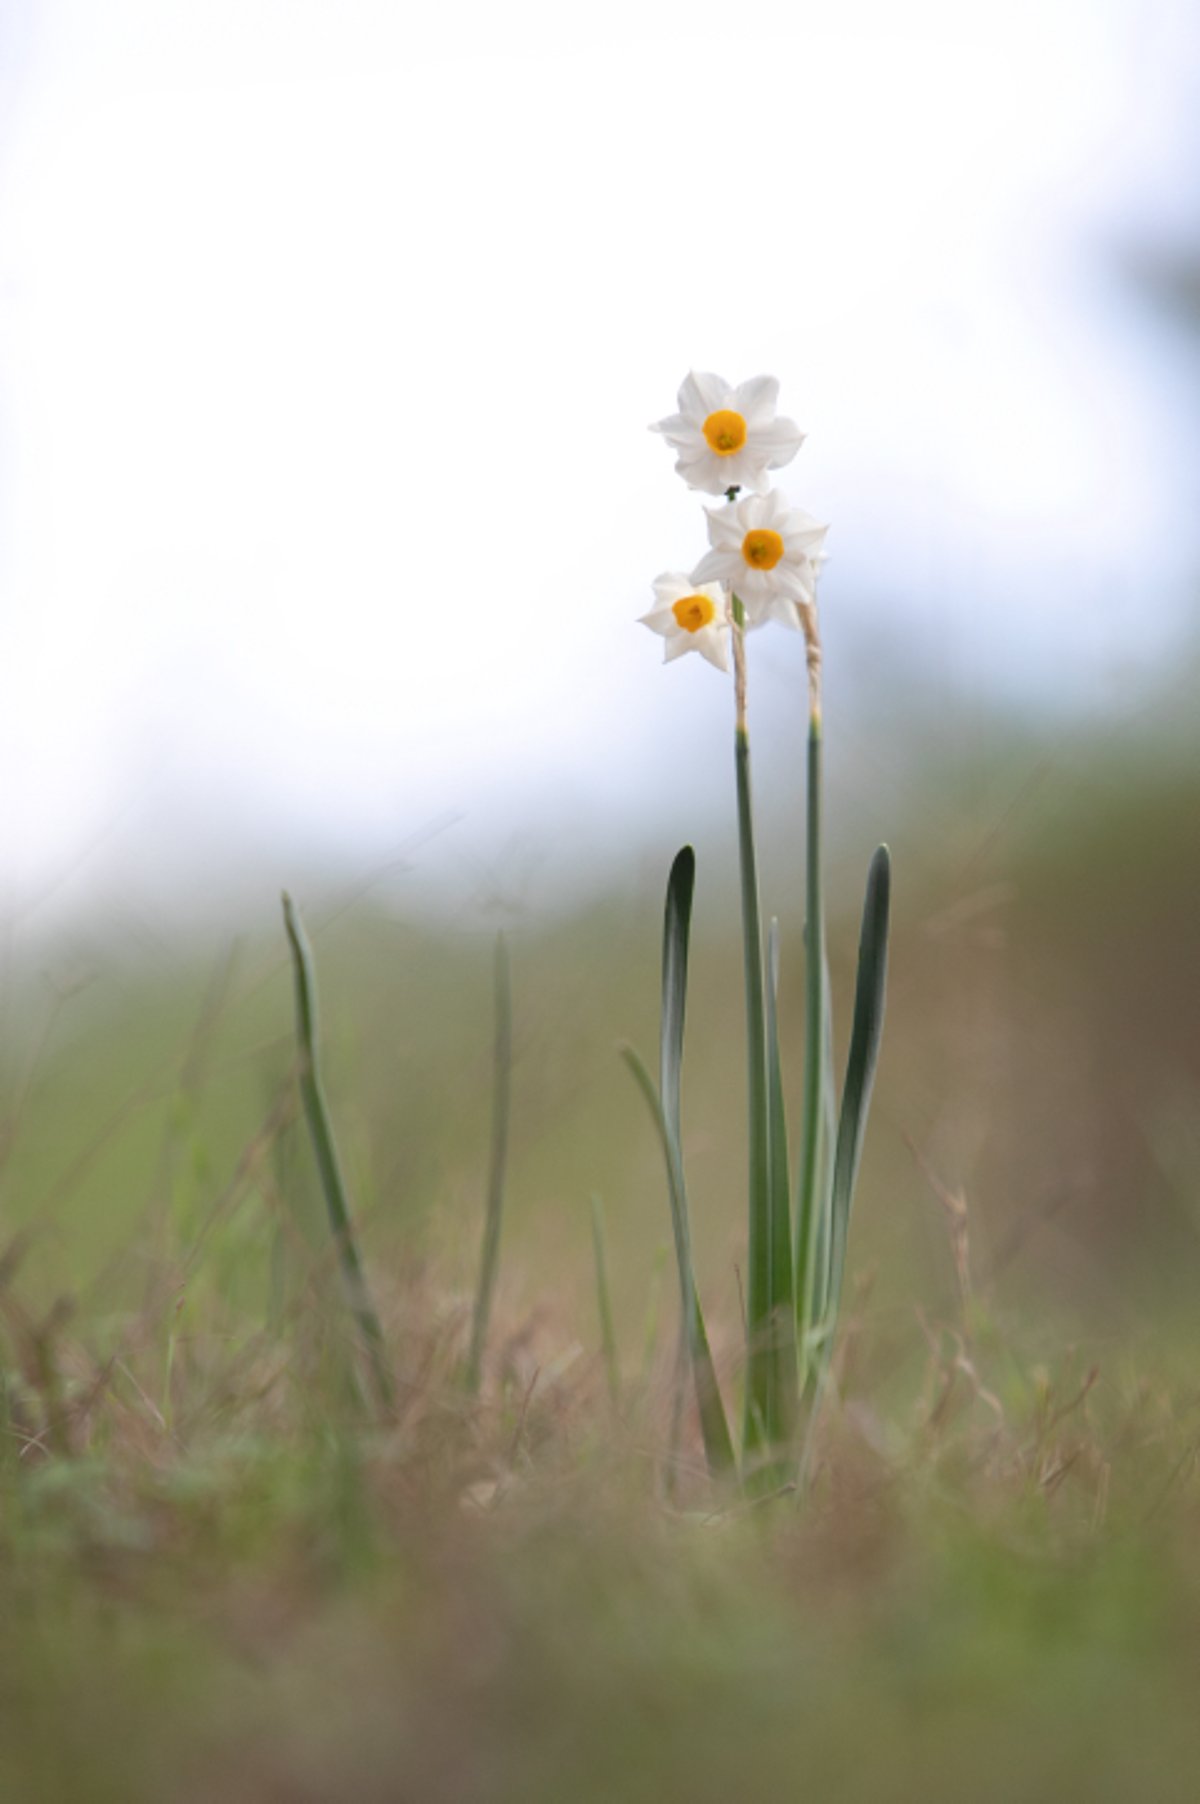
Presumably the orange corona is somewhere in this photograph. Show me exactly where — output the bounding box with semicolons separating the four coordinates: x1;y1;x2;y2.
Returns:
701;410;748;456
671;593;717;634
741;529;785;571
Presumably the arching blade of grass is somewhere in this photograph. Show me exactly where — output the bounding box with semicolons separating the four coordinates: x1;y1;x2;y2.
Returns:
589;1193;620;1410
282;893;394;1416
465;933;513;1395
662;846;735;1470
660;845;693;1150
621;1047;734;1476
734;724;775;1460
765;918;797;1451
623;845;734;1475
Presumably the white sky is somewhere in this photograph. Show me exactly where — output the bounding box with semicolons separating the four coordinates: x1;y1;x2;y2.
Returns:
0;0;1197;927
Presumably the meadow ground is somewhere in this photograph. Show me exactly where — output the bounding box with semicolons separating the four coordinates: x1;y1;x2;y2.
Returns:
3;701;1200;1801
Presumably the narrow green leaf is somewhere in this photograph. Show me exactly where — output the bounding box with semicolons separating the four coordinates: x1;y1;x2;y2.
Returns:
765;918;797;1444
734;726;775;1457
801;948;838;1371
465;932;513;1395
661;846;695;1125
819;950;837;1291
281;893;394;1415
826;844;892;1331
621;1042;734;1476
795;712;828;1351
589;1194;620;1409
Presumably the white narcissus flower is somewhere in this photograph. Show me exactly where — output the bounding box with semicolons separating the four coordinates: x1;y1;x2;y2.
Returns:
639;574;731;672
691;489;828;629
650;371;805;496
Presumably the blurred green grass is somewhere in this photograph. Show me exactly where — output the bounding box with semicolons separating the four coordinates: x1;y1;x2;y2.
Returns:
5;676;1199;1339
2;672;1200;1800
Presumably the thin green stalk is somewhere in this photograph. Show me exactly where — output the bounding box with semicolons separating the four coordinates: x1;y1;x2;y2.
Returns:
589;1193;620;1409
466;932;513;1395
734;697;775;1456
796;709;831;1370
282;893;394;1415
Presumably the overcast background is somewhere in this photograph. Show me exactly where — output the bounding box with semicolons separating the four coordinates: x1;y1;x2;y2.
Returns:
1;0;1197;935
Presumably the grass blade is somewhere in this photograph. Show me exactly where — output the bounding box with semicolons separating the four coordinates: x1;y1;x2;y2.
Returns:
662;847;733;1474
622;1046;734;1474
282;893;394;1415
661;846;694;1131
620;876;736;1479
826;844;892;1339
765;918;797;1447
802;950;838;1370
589;1193;620;1410
465;933;513;1395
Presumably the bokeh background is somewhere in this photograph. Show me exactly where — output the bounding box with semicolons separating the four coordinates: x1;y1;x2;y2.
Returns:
1;0;1199;1342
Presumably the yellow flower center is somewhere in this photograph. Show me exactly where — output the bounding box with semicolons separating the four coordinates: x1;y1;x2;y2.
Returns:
671;592;717;634
702;409;748;456
742;529;785;571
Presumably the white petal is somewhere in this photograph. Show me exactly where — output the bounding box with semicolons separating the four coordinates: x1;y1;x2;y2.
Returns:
783;521;829;554
710;446;770;491
738;491;772;529
702;507;743;550
652;571;695;605
664;422;706;452
730;569;767;607
732;374;780;423
678;370;730;418
757;418;806;465
676;451;729;495
691;548;736;586
697;630;731;672
772;565;810;601
764;595;805;631
639;606;675;636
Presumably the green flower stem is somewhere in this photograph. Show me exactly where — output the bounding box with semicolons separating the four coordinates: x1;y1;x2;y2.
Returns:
795;705;830;1367
282;894;394;1416
731;603;776;1459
